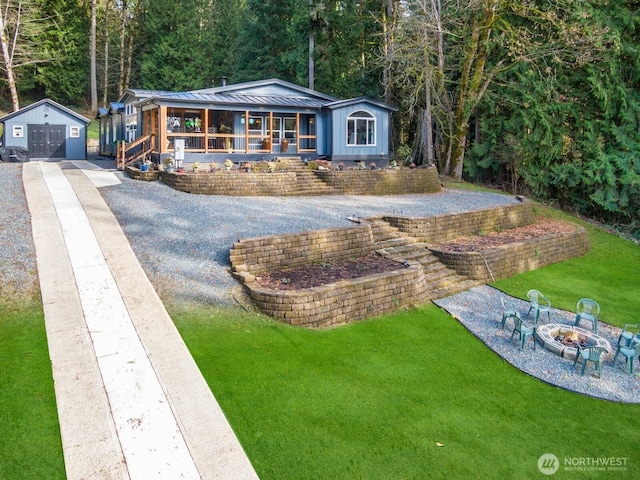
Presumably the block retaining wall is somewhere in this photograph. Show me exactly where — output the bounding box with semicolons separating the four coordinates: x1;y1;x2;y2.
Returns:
429;226;589;281
125;166;160;182
160;171;299;196
230;225;375;275
384;202;535;243
129;166;441;196
313;166;441;195
230;204;589;327
241;263;428;328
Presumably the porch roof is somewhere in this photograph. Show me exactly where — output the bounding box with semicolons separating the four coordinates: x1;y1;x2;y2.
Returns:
136;91;329;110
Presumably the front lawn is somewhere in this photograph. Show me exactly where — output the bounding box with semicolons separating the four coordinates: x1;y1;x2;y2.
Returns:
0;301;65;480
175;207;640;479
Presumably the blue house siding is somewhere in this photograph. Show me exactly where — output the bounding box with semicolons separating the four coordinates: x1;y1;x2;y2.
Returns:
111;79;396;164
0;99;89;160
326;102;393;162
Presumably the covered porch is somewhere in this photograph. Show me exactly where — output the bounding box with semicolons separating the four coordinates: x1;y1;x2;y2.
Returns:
122;105;318;167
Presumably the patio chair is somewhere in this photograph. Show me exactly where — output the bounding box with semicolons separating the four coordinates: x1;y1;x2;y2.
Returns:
500;295;519;330
617;323;640;348
526;289;551;324
613;337;640;374
510;313;536;350
573;298;600;333
572;346;607;377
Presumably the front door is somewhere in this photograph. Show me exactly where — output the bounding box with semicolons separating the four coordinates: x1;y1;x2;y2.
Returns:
28;124;66;159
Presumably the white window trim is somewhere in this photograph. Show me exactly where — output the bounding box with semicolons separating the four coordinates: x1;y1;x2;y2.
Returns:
346;111;376;147
70;126;80;138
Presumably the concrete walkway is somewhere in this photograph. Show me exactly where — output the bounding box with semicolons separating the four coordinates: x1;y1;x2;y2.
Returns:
23;161;259;480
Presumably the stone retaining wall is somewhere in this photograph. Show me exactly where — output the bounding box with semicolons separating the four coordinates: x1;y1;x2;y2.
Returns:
429;226;589;281
230;225;374;275
160;171;299;195
313;166;441;195
125;166;160;182
384;202;534;243
230;203;589;328
133;166;441;196
243;263;428;328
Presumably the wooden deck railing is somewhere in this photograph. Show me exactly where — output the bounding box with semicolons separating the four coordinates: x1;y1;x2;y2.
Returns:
116;134;155;170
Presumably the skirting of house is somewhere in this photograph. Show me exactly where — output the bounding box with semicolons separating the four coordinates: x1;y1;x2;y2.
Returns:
229;203;589;328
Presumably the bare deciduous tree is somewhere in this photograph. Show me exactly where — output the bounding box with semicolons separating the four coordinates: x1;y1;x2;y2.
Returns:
0;0;51;111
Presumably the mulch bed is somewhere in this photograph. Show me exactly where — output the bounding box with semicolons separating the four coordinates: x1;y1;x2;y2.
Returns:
255;253;402;290
430;218;576;252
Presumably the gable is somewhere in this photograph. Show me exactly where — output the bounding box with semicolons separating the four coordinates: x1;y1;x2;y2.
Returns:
0;98;90;125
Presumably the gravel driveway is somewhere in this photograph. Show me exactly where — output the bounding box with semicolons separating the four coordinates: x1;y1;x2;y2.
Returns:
96;167;520;306
1;159;519;306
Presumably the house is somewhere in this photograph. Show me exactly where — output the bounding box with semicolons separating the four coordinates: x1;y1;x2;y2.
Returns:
0;98;90;160
101;79;397;167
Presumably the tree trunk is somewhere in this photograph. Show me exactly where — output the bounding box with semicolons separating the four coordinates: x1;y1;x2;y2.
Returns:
119;0;127;97
0;6;19;110
90;0;98;111
102;5;109;107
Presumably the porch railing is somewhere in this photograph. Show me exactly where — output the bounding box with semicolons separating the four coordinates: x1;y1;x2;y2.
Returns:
116;134;155;170
166;132;316;155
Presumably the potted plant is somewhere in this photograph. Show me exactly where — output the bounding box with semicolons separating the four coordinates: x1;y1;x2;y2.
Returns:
224;158;233;171
337;162;345;171
209;162;217;172
358;160;366;170
192;162;200;173
369;162;377;170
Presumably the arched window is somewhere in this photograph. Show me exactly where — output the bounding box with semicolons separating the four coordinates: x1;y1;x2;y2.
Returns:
347;110;376;146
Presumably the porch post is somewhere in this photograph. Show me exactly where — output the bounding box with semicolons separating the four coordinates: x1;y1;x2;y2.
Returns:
296;113;300;154
269;111;273;153
204;109;209;152
245;110;249;153
159;106;167;154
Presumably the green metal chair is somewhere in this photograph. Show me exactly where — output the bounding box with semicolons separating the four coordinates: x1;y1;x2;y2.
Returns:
500;295;519;330
617;323;640;348
527;289;551;324
613;336;640;374
573;346;607;377
510;313;536;350
573;298;600;333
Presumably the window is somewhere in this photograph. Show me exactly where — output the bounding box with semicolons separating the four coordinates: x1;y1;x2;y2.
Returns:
70;126;80;138
347;111;375;146
12;125;23;138
283;117;296;141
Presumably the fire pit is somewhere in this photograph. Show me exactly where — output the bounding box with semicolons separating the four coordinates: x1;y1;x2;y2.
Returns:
536;324;612;362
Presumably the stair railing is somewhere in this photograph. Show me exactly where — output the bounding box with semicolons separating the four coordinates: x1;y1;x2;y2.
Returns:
116;134;155;170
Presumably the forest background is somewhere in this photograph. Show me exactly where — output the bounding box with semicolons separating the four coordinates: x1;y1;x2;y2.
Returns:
1;0;638;238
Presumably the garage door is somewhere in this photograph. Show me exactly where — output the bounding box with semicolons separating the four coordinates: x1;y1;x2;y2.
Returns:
28;124;66;159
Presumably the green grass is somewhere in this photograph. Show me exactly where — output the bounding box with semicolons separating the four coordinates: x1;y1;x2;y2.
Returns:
492;205;640;328
174;209;640;479
87;120;99;140
3;203;639;479
0;301;65;480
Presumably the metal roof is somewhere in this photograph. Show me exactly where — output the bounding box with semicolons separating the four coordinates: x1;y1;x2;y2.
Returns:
143;91;328;109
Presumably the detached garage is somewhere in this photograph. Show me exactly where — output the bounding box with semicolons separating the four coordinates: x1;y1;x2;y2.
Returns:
0;98;89;160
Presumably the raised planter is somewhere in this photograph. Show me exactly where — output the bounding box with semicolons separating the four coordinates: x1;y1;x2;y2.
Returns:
236;261;428;328
428;226;589;281
125;165;160;181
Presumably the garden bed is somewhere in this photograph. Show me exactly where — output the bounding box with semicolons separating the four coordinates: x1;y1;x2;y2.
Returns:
255;253;402;290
